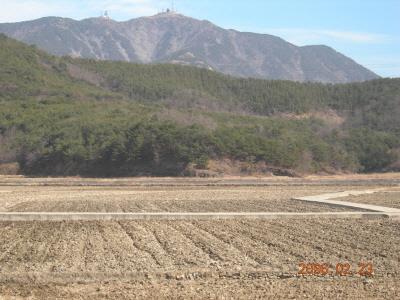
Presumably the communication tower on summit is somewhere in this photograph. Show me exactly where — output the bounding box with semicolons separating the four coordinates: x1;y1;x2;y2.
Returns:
101;10;110;19
158;1;177;14
166;1;176;13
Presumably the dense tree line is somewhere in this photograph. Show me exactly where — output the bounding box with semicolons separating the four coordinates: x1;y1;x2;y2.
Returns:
1;99;397;176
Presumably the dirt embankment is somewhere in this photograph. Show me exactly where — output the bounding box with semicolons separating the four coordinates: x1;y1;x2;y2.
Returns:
195;159;301;177
0;163;19;175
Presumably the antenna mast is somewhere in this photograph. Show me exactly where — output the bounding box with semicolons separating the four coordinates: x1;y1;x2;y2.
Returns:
101;10;110;19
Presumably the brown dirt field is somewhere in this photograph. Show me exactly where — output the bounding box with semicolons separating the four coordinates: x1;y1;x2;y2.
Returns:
2;277;399;299
0;186;372;212
339;190;400;209
0;178;399;299
0;219;399;299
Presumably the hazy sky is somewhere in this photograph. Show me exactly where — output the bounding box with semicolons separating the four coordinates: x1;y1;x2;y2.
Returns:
1;0;399;77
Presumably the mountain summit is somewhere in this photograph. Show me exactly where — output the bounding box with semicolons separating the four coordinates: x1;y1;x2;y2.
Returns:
0;13;379;83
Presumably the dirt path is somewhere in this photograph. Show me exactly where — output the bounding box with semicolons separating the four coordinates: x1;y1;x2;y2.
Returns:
293;188;400;215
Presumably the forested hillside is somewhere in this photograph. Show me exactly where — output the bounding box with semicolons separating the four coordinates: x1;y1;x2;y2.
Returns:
1;34;399;176
75;59;400;132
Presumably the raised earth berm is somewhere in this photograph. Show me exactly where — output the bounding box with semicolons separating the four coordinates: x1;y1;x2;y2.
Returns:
293;188;400;219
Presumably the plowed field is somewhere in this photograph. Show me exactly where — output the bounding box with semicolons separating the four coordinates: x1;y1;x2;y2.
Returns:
0;179;399;299
0;186;371;212
339;191;400;209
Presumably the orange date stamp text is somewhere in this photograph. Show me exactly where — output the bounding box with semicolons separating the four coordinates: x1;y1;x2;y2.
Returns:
298;262;374;277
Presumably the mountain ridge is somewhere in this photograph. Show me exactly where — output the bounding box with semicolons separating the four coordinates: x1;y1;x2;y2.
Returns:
0;13;379;83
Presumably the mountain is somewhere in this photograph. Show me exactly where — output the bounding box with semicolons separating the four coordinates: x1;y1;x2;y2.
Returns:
0;12;379;83
0;34;399;177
